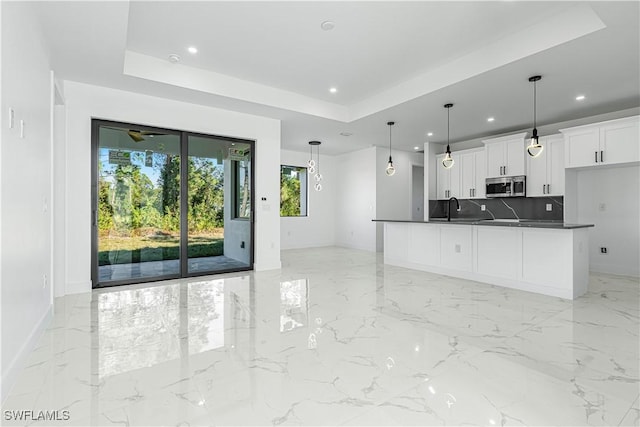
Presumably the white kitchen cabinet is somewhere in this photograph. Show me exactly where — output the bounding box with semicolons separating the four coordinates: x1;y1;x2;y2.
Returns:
382;221;591;300
483;132;527;177
460;149;486;199
476;227;520;280
526;134;564;197
436;153;460;200
561;116;639;168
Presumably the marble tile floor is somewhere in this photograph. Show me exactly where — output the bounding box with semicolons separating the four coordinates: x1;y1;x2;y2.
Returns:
2;247;639;426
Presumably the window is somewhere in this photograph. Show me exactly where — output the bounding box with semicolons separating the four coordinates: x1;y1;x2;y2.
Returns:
280;165;307;217
234;159;251;219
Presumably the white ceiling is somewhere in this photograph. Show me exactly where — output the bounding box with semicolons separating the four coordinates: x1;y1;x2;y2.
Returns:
35;1;640;155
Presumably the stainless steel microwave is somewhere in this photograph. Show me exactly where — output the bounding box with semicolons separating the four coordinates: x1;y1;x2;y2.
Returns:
486;176;526;198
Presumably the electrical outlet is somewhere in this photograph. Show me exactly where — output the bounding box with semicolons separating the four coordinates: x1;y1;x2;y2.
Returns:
599;203;606;212
455;244;461;253
42;274;47;289
546;204;552;211
481;205;486;211
600;247;607;254
8;108;14;129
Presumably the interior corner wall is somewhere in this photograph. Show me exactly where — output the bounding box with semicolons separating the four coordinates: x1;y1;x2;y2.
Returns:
375;148;424;251
335;147;377;252
575;165;640;277
280;149;336;250
1;1;53;403
62;81;282;294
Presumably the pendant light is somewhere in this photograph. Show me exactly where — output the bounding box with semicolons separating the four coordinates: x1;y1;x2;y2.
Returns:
442;103;454;169
308;140;322;191
385;121;396;176
527;75;544;158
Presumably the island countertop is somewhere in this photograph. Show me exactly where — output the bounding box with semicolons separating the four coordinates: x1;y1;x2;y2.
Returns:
372;218;594;229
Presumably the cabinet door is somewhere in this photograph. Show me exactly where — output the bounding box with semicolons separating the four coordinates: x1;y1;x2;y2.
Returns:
505;139;525;176
600;119;640;166
547;137;564;196
564;129;599;168
460;152;475;199
485;143;504;177
436;154;449;200
473;150;486;198
526;144;547;197
449;153;462;198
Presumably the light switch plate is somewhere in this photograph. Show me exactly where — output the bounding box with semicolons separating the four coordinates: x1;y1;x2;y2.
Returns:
546;204;552;211
8;108;14;129
481;205;486;211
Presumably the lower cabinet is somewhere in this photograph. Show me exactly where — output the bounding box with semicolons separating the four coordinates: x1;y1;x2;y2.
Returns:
384;222;589;299
475;227;519;280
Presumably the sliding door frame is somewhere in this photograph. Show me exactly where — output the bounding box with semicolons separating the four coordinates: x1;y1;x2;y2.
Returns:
91;119;255;289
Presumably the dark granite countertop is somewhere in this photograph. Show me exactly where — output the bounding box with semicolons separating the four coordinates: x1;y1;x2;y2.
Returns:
372;218;594;229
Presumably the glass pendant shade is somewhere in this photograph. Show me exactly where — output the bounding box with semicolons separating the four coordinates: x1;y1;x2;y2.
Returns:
442;103;455;169
308;140;322;191
386;158;396;176
527;130;544;158
527;75;544;158
442;150;454;169
385;121;396;176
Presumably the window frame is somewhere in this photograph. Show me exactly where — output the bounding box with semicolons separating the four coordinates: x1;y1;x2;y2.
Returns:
280;165;308;217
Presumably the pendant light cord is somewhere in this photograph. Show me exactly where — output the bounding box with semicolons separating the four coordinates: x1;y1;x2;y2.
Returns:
533;79;537;129
389;124;392;157
447;106;450;151
316;144;320;173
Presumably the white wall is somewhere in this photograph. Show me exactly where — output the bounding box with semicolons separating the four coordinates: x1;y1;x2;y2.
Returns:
62;81;282;294
280;149;336;249
334;147;377;251
375;148;424;251
575;165;640;276
1;1;53;402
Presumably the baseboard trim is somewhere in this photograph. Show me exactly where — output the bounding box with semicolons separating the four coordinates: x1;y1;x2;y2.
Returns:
1;304;53;405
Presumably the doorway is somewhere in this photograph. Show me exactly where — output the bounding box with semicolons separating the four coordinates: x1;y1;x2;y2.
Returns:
91;120;254;288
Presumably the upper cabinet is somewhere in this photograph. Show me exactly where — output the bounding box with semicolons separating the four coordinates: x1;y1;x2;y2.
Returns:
482;133;528;178
460;149;486;199
560;116;639;168
436;149;484;200
526;134;564;197
435;153;460;200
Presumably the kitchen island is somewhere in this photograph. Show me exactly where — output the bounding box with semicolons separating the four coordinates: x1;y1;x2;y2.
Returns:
374;219;594;299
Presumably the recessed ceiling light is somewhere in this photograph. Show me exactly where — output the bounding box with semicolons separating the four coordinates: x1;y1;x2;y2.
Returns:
576;95;586;101
339;131;352;137
414;146;420;150
427;132;433;136
187;46;198;54
329;87;337;94
168;54;181;64
487;117;495;122
321;21;335;31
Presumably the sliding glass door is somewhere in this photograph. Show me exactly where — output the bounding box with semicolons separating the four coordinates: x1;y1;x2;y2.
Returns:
91;120;254;288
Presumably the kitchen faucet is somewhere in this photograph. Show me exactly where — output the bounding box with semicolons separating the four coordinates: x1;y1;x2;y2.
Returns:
447;197;460;222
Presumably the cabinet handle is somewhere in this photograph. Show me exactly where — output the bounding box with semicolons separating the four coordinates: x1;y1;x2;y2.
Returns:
600;151;604;163
547;184;550;194
543;184;546;194
595;151;598;163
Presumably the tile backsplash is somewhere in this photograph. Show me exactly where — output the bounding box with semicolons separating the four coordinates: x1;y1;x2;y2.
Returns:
429;197;563;221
